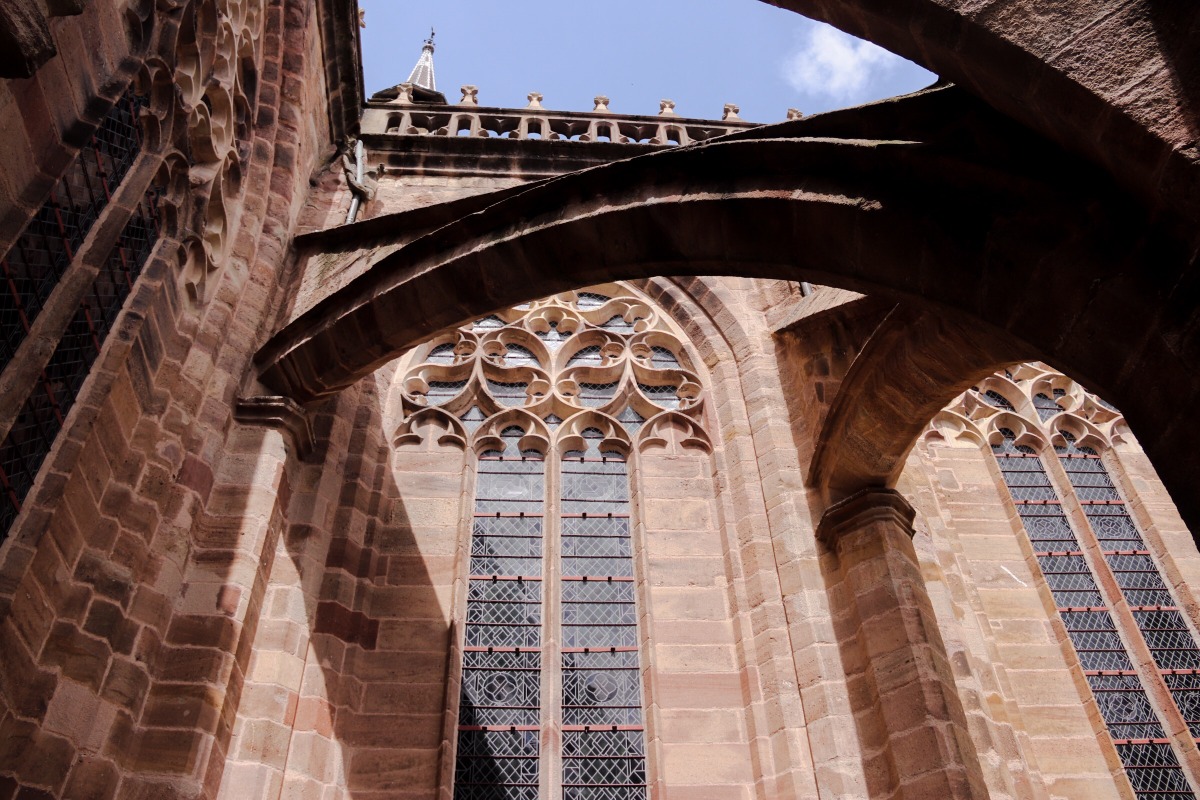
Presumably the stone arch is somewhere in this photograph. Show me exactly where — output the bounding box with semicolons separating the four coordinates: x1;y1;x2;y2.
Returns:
471;408;550;457
253;94;1200;531
393;406;468;451
556;410;632;458
984;412;1049;453
637;411;712;455
763;1;1199;225
1047;412;1111;454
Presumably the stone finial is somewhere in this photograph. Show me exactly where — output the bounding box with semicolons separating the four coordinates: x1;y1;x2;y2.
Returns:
722;103;741;121
459;85;479;105
391;82;415;105
787;108;803;121
658;99;677;116
593;95;611;113
526;91;544;110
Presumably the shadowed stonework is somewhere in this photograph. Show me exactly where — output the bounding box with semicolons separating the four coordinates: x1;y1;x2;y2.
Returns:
0;1;1198;798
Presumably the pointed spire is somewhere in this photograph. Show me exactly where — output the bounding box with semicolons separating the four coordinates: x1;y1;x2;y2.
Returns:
406;29;436;91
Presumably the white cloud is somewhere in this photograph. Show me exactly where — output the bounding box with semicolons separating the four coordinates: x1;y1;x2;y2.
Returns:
782;23;903;103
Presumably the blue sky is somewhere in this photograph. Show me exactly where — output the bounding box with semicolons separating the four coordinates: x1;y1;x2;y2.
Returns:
358;0;937;123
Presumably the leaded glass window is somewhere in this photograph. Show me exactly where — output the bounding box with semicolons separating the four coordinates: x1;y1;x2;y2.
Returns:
418;285;707;798
992;429;1193;797
1056;433;1200;735
457;426;545;799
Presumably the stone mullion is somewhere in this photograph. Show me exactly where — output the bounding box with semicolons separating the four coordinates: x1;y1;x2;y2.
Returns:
818;487;987;800
542;446;563;800
1043;450;1200;791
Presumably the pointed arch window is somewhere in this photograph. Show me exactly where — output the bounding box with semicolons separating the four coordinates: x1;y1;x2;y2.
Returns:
991;427;1195;798
0;84;161;540
404;287;705;799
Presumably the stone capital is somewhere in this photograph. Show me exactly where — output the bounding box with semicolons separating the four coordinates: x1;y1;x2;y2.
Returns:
816;487;915;548
234;396;314;458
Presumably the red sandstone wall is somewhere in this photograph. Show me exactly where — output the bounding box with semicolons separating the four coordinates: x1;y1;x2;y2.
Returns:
0;0;346;796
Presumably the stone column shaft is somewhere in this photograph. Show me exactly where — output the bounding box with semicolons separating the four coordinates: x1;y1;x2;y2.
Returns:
819;488;985;800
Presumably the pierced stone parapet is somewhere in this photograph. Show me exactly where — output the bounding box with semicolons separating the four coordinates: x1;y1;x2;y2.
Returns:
365;101;756;147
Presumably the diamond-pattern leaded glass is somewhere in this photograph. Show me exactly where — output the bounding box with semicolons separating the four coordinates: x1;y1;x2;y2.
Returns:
982;389;1014;410
1108;554;1173;607
558;440;647;793
455;729;540;800
427;379;467;405
1057;433;1200;712
461;650;542;727
1134;610;1200;670
473;315;505;332
1033;392;1063;421
648;346;679;369
471;516;543;576
1088;673;1168;740
562;580;638;649
562;517;634;577
457;426;545;795
428;342;457;364
0;182;159;541
1039;554;1104;607
637;382;679;409
562;649;643;726
577;382;618;407
461;407;487;433
1113;743;1193;799
1;87;146;375
990;429;1192;792
1062;610;1135;671
562;730;647;800
1164;672;1200;738
616;407;644;435
502;344;539;367
535;321;570;351
600;315;634;334
466;579;543;648
445;289;693;796
576;292;611;310
568;345;604;367
487;379;529;407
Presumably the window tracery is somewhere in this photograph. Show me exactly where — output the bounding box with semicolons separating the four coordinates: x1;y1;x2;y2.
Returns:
402;286;706;799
